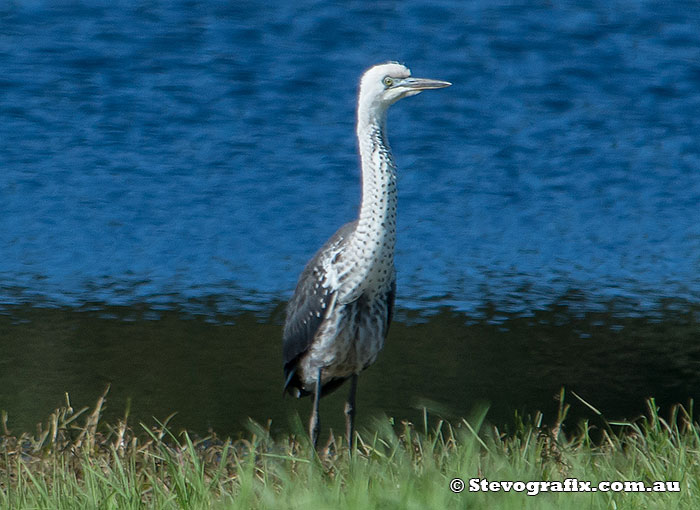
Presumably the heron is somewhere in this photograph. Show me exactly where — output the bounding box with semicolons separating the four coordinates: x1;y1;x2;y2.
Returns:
283;62;450;453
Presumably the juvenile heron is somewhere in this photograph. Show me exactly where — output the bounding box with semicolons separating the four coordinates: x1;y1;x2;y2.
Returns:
283;62;450;452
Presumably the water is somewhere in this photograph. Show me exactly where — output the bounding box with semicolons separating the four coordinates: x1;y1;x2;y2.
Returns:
1;0;699;434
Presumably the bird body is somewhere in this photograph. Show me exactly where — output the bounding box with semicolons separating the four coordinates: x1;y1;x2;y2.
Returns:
286;219;396;396
282;63;450;451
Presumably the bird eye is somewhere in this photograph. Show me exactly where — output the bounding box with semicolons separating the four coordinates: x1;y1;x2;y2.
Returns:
383;76;393;87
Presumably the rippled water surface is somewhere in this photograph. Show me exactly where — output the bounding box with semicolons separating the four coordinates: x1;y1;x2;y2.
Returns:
1;0;699;433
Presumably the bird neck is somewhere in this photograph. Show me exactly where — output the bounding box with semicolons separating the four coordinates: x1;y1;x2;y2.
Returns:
354;109;397;253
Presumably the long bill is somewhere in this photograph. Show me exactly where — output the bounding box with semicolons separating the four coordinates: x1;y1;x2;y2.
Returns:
401;77;452;90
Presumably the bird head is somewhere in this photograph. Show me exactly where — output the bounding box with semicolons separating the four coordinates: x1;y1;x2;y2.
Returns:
358;62;451;114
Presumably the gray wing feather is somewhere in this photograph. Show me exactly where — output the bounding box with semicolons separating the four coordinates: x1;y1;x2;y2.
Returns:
283;221;357;392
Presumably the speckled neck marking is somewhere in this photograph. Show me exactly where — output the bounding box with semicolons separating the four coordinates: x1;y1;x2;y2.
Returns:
329;108;397;303
355;122;397;255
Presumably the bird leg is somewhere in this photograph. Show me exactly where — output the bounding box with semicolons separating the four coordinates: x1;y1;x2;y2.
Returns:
309;368;322;450
344;374;358;455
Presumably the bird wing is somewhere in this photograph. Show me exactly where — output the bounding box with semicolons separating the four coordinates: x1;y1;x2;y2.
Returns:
283;221;357;392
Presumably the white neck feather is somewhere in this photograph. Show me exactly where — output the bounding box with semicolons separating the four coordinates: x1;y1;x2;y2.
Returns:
323;87;399;303
353;103;397;257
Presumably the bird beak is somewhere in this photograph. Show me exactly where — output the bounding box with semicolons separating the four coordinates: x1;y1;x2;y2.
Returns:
400;77;452;90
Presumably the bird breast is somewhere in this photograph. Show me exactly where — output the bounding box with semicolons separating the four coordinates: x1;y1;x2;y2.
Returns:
320;221;395;307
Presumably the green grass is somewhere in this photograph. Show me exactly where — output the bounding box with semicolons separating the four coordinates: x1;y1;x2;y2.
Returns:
1;388;698;509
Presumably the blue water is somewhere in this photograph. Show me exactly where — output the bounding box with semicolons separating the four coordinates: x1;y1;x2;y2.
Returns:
2;0;699;315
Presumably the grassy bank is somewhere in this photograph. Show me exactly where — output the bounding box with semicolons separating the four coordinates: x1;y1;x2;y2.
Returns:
1;389;697;509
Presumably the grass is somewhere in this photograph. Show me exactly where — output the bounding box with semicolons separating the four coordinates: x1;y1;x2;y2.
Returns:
1;388;698;509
